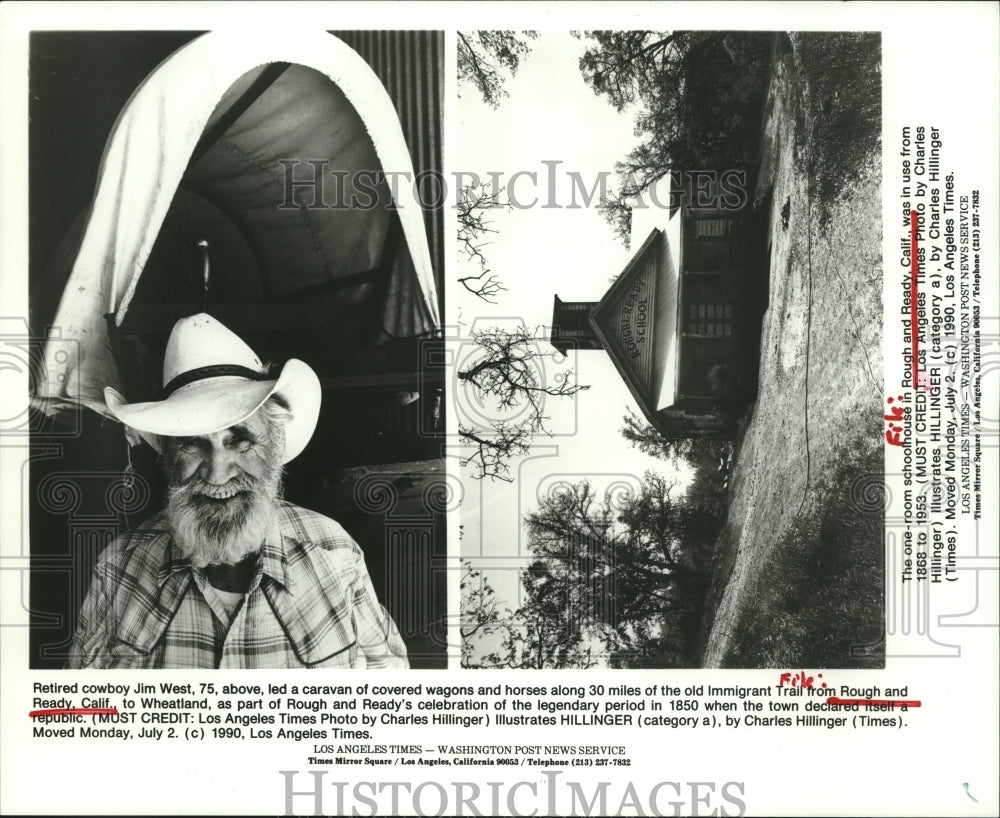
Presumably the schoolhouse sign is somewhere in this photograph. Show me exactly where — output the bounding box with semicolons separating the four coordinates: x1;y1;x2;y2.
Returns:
590;230;661;405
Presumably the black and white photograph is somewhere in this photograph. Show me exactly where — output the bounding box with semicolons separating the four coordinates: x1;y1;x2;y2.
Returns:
26;29;449;669
458;30;886;670
1;4;997;817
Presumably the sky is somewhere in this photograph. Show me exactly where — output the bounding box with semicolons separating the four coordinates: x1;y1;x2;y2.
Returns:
456;32;686;621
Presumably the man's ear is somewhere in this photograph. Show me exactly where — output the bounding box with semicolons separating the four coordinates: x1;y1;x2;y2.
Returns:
123;426;143;448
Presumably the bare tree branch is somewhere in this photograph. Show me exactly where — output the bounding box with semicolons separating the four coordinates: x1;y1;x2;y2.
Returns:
458;327;589;480
456;182;511;303
458;422;532;482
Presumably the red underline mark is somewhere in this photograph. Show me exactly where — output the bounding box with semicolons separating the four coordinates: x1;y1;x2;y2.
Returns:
28;707;119;718
910;208;919;389
825;697;921;708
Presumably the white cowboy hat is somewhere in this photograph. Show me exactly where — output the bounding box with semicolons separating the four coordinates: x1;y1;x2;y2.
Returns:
104;313;321;464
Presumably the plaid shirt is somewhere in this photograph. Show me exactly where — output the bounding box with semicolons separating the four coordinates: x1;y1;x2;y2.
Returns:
67;502;408;669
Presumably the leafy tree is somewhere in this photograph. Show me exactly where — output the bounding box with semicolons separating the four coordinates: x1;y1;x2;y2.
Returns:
578;31;771;244
458;327;588;481
608;613;696;669
683;439;733;519
460;560;598;669
523;482;618;628
616;472;719;617
460;561;503;668
461;472;721;668
522;475;714;665
458;31;539;108
579;31;701;112
506;559;601;669
621;409;732;519
620;408;693;463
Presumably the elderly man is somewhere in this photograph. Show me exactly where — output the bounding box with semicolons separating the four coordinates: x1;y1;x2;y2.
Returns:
68;313;408;669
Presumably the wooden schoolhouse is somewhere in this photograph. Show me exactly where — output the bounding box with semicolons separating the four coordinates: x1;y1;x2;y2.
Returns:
551;172;769;438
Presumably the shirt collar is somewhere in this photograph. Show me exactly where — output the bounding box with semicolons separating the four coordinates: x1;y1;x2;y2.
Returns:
259;515;292;591
156;536;192;588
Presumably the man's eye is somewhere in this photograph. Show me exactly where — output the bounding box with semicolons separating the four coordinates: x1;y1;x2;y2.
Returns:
177;438;203;451
229;437;255;453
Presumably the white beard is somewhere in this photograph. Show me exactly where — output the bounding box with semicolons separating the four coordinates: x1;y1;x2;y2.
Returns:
166;465;282;569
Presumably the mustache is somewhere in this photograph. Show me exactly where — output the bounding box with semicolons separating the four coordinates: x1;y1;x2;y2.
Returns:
179;475;259;501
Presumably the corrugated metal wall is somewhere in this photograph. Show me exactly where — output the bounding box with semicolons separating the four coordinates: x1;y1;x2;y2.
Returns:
332;31;444;312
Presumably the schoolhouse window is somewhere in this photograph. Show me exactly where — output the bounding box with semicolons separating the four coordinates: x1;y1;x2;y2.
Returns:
694;218;728;238
687;304;734;337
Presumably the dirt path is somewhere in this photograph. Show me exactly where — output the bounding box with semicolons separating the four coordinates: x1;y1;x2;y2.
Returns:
702;34;884;668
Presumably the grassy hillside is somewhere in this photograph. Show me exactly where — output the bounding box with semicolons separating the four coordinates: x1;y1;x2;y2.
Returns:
701;33;884;668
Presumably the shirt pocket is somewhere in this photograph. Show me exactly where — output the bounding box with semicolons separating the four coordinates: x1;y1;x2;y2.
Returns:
304;639;361;668
262;581;361;667
99;638;158;669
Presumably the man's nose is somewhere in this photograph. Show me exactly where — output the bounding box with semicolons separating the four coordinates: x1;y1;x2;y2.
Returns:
201;447;239;485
